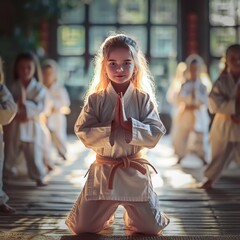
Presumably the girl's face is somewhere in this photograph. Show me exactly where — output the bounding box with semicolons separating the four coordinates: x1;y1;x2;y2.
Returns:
226;49;240;76
43;66;55;88
105;47;135;85
188;62;199;80
17;59;35;85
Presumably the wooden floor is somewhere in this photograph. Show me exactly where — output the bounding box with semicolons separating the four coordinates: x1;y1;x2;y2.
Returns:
1;135;240;239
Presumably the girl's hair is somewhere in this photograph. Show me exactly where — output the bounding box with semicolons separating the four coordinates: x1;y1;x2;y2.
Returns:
185;54;204;75
42;58;59;81
166;61;187;103
0;57;4;84
185;54;212;92
85;33;157;107
13;51;43;83
221;44;240;75
226;44;240;56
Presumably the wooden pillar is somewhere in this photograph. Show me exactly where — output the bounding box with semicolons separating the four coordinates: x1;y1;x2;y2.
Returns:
180;0;209;63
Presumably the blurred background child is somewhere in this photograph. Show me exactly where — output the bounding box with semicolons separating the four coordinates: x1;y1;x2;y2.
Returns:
42;59;70;161
4;52;47;187
167;54;212;165
201;44;240;188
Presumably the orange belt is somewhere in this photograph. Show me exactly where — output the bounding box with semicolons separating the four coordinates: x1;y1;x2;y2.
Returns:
94;153;158;190
217;113;240;124
184;105;199;111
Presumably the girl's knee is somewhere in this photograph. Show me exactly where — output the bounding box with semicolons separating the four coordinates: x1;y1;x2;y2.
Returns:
126;223;164;235
125;211;170;235
140;218;169;235
66;216;104;235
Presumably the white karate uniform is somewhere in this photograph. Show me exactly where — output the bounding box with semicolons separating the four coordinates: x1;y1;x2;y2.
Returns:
0;84;17;204
204;73;240;182
45;82;70;158
66;82;169;235
171;79;209;160
4;78;46;181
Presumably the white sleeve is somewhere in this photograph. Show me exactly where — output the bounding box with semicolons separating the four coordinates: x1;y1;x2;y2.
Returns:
208;78;236;115
129;93;166;148
0;84;17;125
176;82;194;105
25;86;46;119
53;86;71;111
74;95;111;148
194;84;208;106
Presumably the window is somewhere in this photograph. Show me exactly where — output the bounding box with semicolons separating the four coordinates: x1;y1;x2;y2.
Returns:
57;0;179;113
209;0;240;81
151;27;177;58
89;0;117;23
118;26;147;53
89;26;117;55
57;25;85;55
210;27;236;57
58;57;85;86
118;0;148;24
151;0;177;24
59;4;85;24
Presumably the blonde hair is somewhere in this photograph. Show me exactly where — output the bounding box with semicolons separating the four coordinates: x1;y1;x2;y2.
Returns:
166;61;187;105
0;57;4;84
85;33;157;107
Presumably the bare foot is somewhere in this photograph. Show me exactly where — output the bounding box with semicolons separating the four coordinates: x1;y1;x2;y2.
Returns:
177;156;183;164
198;180;213;189
36;179;48;187
59;152;67;161
47;164;55;172
0;203;15;213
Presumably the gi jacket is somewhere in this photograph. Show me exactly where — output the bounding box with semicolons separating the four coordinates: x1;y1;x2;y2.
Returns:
75;82;166;201
177;79;209;132
0;84;17;204
209;73;240;142
10;78;46;145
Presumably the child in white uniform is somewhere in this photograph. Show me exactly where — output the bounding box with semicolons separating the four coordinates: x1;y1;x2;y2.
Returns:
201;44;240;188
168;55;211;164
0;58;17;213
42;59;70;160
66;34;169;235
4;52;47;186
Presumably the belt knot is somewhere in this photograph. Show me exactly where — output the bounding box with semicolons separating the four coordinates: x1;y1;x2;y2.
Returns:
94;153;158;190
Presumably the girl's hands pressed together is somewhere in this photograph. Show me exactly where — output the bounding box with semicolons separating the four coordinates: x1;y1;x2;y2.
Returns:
16;86;27;122
111;92;132;142
17;104;27;122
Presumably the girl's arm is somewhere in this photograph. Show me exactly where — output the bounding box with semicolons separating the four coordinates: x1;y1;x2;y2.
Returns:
208;77;236;115
51;85;71;113
177;81;208;107
74;95;112;148
0;84;17;125
194;84;208;106
128;93;166;148
176;81;195;105
24;85;46;119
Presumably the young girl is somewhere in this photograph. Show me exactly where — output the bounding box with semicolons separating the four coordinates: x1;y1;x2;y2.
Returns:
0;57;17;213
168;54;211;164
65;34;169;235
201;44;240;188
4;52;47;187
42;59;70;160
